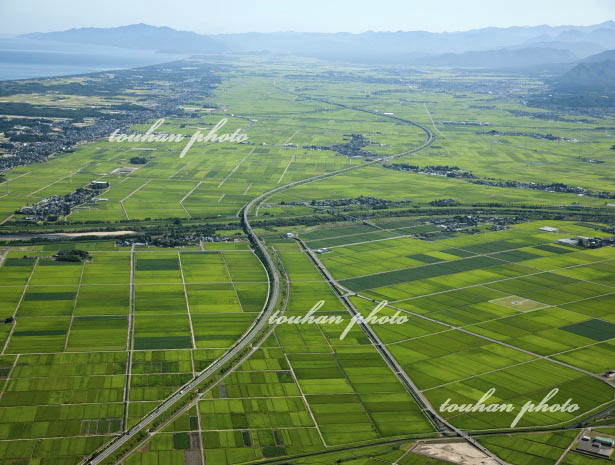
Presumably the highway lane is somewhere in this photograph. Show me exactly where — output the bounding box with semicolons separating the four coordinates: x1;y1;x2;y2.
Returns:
85;194;282;464
83;81;437;465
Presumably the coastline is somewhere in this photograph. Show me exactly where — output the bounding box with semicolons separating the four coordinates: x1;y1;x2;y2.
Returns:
0;38;187;81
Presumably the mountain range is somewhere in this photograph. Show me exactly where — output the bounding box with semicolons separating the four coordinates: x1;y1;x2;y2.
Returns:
23;23;225;54
18;22;615;73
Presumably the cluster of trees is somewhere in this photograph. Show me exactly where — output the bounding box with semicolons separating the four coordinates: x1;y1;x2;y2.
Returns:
55;249;91;262
383;163;475;178
0;102;129;120
308;196;412;209
303;134;377;158
331;133;376;157
430;199;459;206
468;179;615;199
116;223;220;248
130;156;149;164
477;129;572;141
504;109;592;123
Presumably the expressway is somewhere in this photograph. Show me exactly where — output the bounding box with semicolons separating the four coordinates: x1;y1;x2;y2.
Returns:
83;81;438;465
84;185;283;464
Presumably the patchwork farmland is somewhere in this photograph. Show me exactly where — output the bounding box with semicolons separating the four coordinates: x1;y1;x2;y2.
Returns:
0;55;614;465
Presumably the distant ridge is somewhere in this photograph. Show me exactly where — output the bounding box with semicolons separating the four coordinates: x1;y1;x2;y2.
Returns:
19;21;615;67
21;23;226;53
415;47;577;68
557;49;615;90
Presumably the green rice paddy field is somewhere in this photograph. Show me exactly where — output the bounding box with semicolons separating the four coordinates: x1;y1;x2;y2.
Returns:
0;57;614;465
0;241;269;463
314;221;615;431
120;241;435;465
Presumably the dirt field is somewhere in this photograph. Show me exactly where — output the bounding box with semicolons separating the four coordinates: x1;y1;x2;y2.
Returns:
412;441;500;465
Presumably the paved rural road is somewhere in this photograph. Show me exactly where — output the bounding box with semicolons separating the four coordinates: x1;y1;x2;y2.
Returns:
298;238;509;465
84;81;439;465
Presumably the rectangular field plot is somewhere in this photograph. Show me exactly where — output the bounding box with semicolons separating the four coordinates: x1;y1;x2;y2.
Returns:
180;252;230;282
66;315;128;351
386;328;536;389
122;180;194;220
0;406;123;441
554;340;615;373
135;252;182;283
74;284;130;315
133;314;193;350
222;253;267;282
120;432;193;465
128;350;193;404
7;317;70;353
354;263;531;303
553;257;615;287
186;283;243;313
388;286;520;326
0;285;26;317
561;319;615;341
134;284;187;314
277;251;323;282
28;260;83;286
192;314;256;349
340;256;505;292
201;428;323;465
0;254;36;285
233;283;268;312
81;252;131;284
306;230;400;249
19;286;78;317
302;224;378;241
200;396;313;429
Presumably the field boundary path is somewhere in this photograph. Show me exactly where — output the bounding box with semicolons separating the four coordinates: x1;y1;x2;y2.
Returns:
82;78;439;465
296;237;509;465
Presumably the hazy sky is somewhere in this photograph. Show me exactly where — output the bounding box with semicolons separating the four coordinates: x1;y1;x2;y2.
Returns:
1;0;613;35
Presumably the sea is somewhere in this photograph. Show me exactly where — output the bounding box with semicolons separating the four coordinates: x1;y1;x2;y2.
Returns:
0;38;185;81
